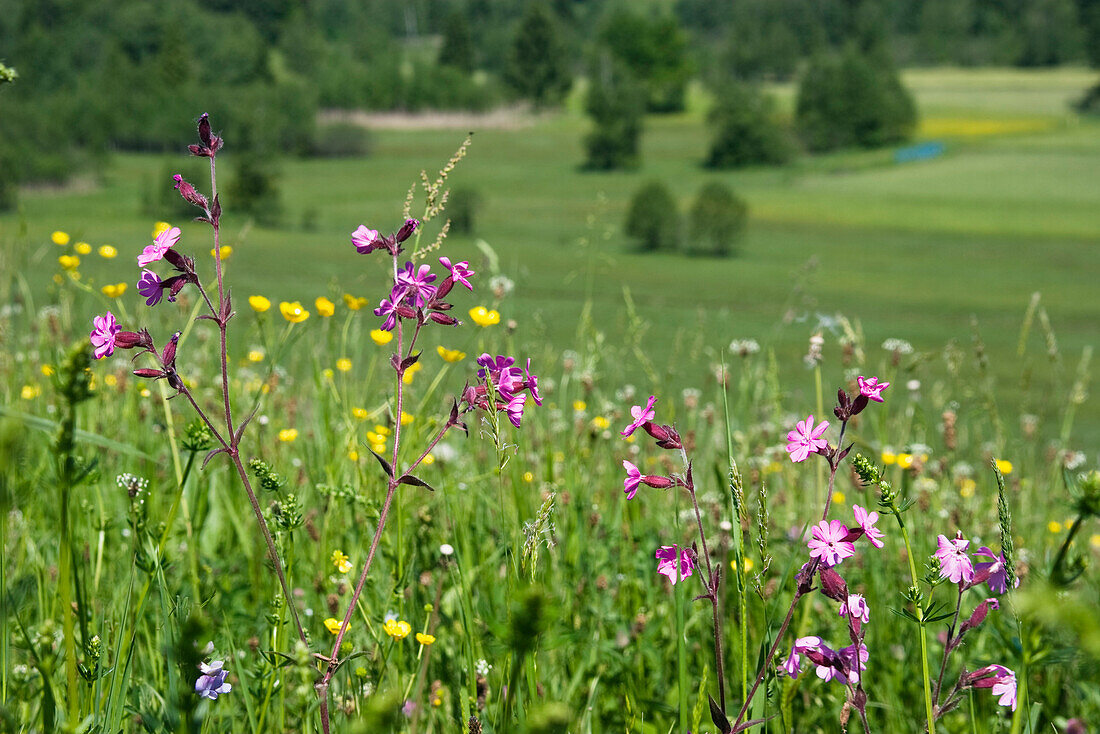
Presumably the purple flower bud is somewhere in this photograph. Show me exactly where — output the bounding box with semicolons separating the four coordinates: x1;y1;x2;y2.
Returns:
819;567;849;601
641;475;673;489
429;312;458;326
133;368;164;378
173;174;209;210
115;331;147;350
395;218;419;243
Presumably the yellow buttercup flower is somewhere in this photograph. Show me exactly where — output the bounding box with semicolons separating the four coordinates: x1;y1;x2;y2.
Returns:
20;385;40;400
248;349;265;363
343;294;369;311
881;451;897;465
374;425;391;436
75;242;92;255
832;491;846;505
468;306;500;327
104;374;118;387
383;619;411;640
347;449;359;461
370;329;393;345
402;361;422;384
152;222;171;238
98;245;117;259
423;453;435;465
249;295;271;312
324;618;349;635
352;407;368;420
101;283;128;298
400;411;414;425
592;416;610;430
315;296;336;317
730;558;755;572
322;368;334;381
437;345;466;363
40;365;55;377
1048;520;1063;534
278;428;298;443
523;471;534;483
959;478;976;498
51;231;70;246
336;358;352;372
331;550;353;574
1090;533;1100;549
572;400;586;412
897;453;915;469
415;633;436;646
366;430;387;446
280;301;310;323
210;245;232;260
995;459;1013;475
58;255;80;270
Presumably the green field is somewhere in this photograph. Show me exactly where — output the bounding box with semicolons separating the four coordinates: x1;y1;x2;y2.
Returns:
1;67;1099;733
5;68;1096;446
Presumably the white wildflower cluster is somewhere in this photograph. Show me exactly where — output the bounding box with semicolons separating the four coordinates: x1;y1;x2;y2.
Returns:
729;338;760;357
882;338;914;355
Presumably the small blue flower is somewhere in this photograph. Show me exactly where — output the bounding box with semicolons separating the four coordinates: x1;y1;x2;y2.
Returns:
195;660;232;700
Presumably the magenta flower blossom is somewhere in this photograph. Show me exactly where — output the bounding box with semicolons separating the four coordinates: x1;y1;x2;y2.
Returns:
464;354;541;428
781;636;824;679
856;376;890;402
973;546;1017;594
786;414;829;462
936;532;975;584
439;256;475;290
808;520;856;567
655;546;694;585
971;665;1017;711
621;395;657;438
195;660;232;700
137;269;165;306
852;505;885;549
837;642;870;685
839;594;870;623
395;261;438;306
137;226;181;267
504;392;527;428
523;359;542;405
623;460;642;499
351;225;382;254
89;312;121;360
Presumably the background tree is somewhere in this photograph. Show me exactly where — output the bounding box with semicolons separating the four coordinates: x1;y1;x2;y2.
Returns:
795;45;917;152
505;3;572;107
623;181;679;252
439;8;476;72
706;82;793;168
687;182;748;257
600;9;692;112
1078;0;1100;111
583;56;644;170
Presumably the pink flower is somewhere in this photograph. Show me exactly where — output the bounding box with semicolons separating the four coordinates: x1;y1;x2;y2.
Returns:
857;376;890;402
89;312;121;359
781;636;824;679
837;642;869;685
807;520;855;567
971;665;1017;711
621;396;657;438
935;532;974;584
839;594;870;623
655;546;694;584
351;225;382;254
439;256;475;290
623;460;642;499
137;226;181;267
137;269;165;306
973;546;1017;594
786;414;829;462
852;505;885;549
504;393;527;427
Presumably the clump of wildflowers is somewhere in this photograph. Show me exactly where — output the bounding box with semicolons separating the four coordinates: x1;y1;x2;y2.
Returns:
195;660;232;700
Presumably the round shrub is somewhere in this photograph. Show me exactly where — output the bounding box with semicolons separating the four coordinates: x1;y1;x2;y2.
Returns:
624;181;679;252
447;187;482;235
308;123;373;158
687;182;748;257
706;82;793;169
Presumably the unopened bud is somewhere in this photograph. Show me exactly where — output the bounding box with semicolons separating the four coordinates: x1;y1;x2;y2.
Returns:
428;312;458;326
819;567;848;601
173;174;208;210
114;331;147;350
641;475;673;489
395;218;419;243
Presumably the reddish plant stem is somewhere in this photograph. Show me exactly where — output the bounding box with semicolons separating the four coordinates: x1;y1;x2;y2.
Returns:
932;586;964;706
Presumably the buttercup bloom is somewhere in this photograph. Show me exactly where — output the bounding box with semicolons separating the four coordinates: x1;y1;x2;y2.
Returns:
315;296;335;317
857;376;890;402
370;328;393;345
621;395;657;438
52;231;70;246
324;617;349;635
384;619;412;640
101;283;127;298
279;301;310;323
75;242;92;255
786;414;829;462
249;295;271;312
935;532;975;584
437;345;466;363
195;660;232;700
655;546;694;585
343;293;369;310
331;550;352;574
852;505;885;549
808;520;855;567
416;633;436;645
469;306;500;327
137;226;181;267
89;312;121;360
98;245;118;258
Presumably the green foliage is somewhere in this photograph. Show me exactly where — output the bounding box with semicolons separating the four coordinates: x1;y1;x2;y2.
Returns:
505;3;572;107
228;154;282;226
624;180;679;252
687;182;748;257
705;82;793;169
447;187;482;235
599;9;692;112
582;58;644;170
308;123;373;159
795;46;918;152
439;9;476;72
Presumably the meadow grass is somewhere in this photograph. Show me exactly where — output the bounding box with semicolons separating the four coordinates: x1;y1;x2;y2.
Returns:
0;68;1098;733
